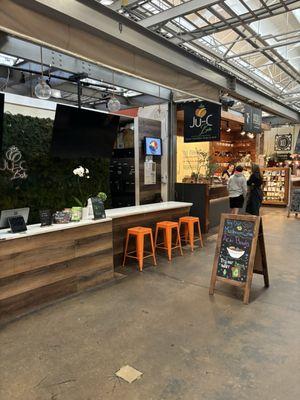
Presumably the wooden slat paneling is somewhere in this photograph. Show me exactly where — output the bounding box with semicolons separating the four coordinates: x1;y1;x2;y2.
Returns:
0;221;114;324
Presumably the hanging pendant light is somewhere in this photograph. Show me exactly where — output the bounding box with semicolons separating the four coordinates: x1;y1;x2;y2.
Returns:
107;71;121;112
34;46;51;100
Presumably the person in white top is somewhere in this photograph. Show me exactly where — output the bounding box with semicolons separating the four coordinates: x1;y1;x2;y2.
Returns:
227;165;247;215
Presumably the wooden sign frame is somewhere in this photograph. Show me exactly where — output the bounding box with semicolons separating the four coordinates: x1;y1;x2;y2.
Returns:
209;214;269;304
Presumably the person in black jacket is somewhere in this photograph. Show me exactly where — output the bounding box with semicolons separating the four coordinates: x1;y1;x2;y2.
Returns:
221;163;235;182
246;164;263;216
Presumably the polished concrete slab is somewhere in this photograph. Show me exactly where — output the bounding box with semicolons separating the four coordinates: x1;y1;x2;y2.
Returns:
0;208;299;400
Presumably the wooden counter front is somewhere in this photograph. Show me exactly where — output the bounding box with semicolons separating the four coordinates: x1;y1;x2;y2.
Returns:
111;206;191;266
0;220;113;324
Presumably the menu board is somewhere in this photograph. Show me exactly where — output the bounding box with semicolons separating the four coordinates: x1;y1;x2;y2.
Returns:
216;218;255;283
262;167;289;205
39;209;52;226
210;214;269;304
244;105;262;134
91;197;106;220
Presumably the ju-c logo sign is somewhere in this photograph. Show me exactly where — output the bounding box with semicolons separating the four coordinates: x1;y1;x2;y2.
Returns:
189;106;213;129
183;101;221;143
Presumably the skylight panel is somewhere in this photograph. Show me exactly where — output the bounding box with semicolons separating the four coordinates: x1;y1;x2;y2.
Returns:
142;3;159;14
174;17;195;31
0;53;23;67
186;13;208;28
225;0;248;15
151;0;169;11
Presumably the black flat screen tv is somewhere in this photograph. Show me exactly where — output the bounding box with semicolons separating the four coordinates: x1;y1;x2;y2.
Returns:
51;104;120;158
0;92;4;152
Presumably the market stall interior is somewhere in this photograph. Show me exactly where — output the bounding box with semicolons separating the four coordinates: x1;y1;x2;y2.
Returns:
0;38;182;323
176;104;264;232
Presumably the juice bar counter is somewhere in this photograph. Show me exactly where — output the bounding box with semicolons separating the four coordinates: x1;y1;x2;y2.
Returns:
175;183;229;233
0;218;113;324
0;202;191;324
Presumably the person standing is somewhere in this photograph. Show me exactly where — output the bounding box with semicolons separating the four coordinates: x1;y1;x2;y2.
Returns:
221;163;235;182
246;164;263;216
227;165;247;215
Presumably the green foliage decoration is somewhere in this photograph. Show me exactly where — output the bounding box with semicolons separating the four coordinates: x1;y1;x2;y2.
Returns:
0;113;110;223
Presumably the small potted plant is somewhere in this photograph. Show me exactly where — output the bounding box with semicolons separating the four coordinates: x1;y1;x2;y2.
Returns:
97;192;107;204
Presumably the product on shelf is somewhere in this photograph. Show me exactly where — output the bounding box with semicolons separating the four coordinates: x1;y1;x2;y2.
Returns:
262;167;289;205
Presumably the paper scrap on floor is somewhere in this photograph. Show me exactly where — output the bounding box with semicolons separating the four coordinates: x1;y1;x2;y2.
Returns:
115;365;143;383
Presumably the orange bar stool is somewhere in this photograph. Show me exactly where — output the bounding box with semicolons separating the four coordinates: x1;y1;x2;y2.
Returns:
154;221;183;261
122;227;157;272
179;216;204;251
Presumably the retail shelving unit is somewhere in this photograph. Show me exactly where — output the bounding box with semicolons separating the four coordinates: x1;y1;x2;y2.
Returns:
262;167;290;206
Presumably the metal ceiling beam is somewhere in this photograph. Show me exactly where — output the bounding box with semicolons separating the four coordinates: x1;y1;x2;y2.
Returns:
0;34;171;101
110;0;140;12
138;0;220;28
262;116;294;126
171;0;299;42
225;38;300;60
4;0;300;121
211;3;300;88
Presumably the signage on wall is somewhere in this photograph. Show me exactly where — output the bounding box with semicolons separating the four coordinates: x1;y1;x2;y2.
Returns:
275;134;292;152
0;145;27;180
183;101;221;143
244;105;262;134
144;161;156;185
209;214;269;304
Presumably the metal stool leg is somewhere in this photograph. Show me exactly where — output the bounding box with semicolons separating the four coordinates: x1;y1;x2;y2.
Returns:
176;225;183;256
136;234;145;272
165;227;172;261
149;232;157;266
198;220;204;248
122;233;130;267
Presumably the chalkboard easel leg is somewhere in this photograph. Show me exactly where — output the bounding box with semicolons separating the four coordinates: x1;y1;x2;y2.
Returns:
243;286;250;305
209;277;216;295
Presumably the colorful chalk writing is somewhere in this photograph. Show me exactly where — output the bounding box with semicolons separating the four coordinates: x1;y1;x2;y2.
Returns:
217;219;255;282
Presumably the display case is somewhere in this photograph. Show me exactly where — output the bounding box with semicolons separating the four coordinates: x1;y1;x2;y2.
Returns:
262;167;290;206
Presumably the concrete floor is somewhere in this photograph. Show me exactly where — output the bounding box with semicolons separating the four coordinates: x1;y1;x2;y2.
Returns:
0;208;299;400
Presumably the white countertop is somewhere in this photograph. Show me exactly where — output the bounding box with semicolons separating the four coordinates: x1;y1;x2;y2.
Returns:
105;201;192;219
0;217;112;241
0;202;192;242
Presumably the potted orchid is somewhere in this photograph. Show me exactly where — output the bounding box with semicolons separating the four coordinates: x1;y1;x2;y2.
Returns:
72;166;90;220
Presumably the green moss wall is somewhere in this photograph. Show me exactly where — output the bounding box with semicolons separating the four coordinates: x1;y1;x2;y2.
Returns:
0;113;110;223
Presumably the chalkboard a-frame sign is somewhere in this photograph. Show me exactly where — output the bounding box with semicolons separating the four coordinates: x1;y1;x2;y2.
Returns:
209;214;269;304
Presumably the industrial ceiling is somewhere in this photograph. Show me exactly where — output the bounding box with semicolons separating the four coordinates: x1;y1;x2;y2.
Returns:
105;0;300;112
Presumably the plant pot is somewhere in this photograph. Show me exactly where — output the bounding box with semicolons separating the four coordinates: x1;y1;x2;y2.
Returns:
82;206;89;220
71;207;82;221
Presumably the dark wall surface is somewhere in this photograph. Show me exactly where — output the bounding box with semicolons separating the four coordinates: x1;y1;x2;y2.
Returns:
0;113;110;223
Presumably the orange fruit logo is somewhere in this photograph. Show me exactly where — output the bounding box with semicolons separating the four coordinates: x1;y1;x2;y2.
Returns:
195;107;207;118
